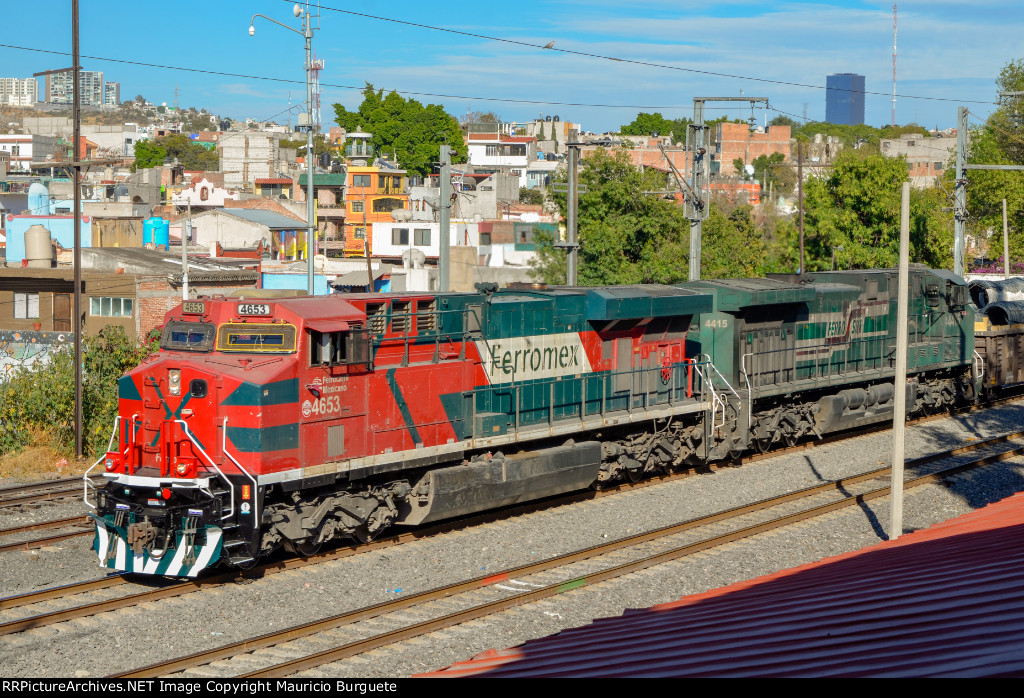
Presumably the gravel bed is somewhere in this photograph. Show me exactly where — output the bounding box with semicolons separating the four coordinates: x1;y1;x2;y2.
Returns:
2;402;1024;678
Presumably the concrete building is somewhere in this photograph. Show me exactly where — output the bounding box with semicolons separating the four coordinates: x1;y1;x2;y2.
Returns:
826;73;866;126
880;133;955;188
0;135;58;174
188;208;306;260
104;81;120;106
218;130;291;190
466;132;536;188
371;221;479;260
45;70;104;107
0;78;37;107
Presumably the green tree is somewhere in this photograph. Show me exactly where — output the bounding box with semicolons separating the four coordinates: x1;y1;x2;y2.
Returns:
333;83;465;177
701;202;766;278
620;112;691;144
132;139;166;171
532;149;689;285
159;134;219;170
802;150;952;271
0;327;156;458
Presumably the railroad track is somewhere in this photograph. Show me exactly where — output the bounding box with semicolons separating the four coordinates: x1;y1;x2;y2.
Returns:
101;429;1024;678
2;404;1023;632
4;394;1020;557
0;478;82;509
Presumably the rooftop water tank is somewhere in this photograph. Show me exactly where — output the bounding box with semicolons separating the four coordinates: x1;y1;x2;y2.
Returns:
143;216;170;250
24;224;53;268
28;182;49;215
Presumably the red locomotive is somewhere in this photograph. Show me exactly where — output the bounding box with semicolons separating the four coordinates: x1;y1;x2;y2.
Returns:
84;284;717;576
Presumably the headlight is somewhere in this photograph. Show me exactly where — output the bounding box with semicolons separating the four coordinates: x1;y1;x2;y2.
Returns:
104;457;115;471
169;369;181;396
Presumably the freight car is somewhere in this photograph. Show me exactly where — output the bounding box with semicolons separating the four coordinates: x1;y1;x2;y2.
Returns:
84;267;978;576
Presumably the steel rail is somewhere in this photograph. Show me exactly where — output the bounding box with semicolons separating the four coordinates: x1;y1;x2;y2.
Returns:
235;443;1024;679
4;403;1023;638
111;437;1024;678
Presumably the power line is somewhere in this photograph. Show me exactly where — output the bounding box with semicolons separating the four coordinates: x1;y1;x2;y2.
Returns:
0;42;690;111
304;0;997;107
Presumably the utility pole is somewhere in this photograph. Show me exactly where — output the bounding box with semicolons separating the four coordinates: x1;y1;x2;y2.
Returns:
890;181;911;541
954;107;968;277
182;201;191;300
954;105;1024;278
72;0;83;460
798;142;804;274
688;97;769;280
566;128;579;286
1004;199;1010;279
439;144;450;292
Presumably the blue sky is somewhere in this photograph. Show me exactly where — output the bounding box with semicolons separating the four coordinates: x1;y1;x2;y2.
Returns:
0;1;1018;132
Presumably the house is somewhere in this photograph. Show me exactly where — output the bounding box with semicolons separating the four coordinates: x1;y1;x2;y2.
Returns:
188;208;306;260
880;133;955;189
715;123;791;175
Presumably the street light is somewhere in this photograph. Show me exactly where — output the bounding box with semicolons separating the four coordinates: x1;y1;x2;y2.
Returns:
249;3;316;295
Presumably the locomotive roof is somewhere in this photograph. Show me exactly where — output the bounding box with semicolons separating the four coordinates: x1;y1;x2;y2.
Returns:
681;278;818;311
489;284;714;321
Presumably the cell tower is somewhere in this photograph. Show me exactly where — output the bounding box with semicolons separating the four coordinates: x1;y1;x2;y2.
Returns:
311;53;324;127
892;4;897;127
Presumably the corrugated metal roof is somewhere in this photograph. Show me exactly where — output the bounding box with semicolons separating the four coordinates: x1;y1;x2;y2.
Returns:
220;208;305;229
422;493;1024;678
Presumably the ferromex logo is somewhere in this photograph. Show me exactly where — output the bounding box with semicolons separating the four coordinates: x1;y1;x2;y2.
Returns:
476;333;593;384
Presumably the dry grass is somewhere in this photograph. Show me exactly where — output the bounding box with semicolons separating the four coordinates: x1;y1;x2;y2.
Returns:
0;428;89;481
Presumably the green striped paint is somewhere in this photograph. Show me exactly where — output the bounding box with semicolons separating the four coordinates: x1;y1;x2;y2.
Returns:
226;423;299;452
222;378;299;406
386;369;422;445
118;376;142;401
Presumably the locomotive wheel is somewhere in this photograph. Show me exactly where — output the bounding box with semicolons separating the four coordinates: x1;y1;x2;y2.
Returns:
625;466;644;482
284;539;322;557
752;436;773;454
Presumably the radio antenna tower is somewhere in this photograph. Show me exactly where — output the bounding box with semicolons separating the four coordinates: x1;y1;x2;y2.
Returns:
891;4;898;127
311;53;324;127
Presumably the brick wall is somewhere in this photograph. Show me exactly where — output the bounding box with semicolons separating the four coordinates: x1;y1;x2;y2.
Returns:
716;123;791;175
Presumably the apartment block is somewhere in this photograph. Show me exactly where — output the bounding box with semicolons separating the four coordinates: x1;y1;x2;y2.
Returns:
0;78;37;107
45;70;104;106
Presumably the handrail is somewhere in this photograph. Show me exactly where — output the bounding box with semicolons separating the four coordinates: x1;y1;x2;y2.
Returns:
218;417;259;511
973;349;985;385
82;415;125;510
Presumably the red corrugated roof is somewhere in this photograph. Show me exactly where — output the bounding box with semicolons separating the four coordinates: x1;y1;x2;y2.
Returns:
422;492;1024;678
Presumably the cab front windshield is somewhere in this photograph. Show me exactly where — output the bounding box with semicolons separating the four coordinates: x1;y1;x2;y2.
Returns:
160;321;215;352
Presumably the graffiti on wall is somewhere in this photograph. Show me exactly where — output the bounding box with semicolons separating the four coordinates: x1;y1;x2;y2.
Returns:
0;330;73;382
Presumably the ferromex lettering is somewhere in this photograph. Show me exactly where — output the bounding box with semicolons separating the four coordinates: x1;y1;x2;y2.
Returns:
477;332;592;384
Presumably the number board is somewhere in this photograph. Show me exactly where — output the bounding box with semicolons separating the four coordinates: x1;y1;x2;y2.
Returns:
237;303;272;317
182;301;205;315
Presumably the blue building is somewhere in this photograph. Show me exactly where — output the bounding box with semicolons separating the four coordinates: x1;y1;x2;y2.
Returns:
825;73;865;126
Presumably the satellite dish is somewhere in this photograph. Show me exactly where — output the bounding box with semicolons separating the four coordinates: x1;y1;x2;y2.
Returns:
519;212;541;223
744;164;755;177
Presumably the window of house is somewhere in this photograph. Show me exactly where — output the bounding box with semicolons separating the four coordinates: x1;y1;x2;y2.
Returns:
373;198;403;214
351;200;364;213
479;233;491;246
90;296;133;317
352;174;371;187
934;162;943;170
354;227;366;240
392;228;409;246
14;293;39;319
414;228;431;246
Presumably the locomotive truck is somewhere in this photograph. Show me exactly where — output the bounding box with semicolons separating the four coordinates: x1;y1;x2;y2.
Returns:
84;267;978;576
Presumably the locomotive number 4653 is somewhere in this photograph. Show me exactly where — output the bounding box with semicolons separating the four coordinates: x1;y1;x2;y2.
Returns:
302;396;342;417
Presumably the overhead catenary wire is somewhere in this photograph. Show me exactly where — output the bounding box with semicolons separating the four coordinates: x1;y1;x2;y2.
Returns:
302;0;997;107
